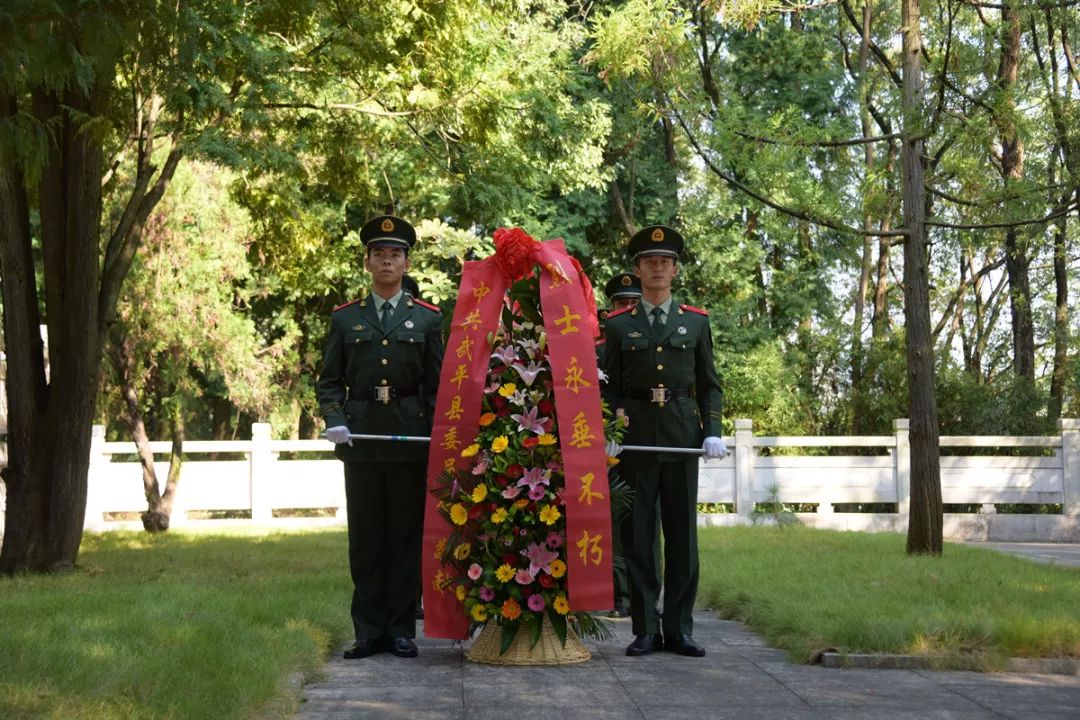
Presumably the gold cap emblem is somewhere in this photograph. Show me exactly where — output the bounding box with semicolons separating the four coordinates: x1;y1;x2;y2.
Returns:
621;275;632;286
381;218;395;232
651;228;664;242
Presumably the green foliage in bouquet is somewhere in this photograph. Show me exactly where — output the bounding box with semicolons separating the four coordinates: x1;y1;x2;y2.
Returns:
431;273;627;652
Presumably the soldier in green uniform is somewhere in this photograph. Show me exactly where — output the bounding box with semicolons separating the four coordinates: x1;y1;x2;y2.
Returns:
601;225;726;658
317;215;444;659
599;272;643;619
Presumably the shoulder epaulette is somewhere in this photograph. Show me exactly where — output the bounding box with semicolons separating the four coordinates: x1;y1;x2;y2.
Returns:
412;298;442;313
333;299;360;312
679;303;709;316
607;306;633;319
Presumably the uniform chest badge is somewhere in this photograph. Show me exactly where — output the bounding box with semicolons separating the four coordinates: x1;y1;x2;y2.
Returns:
677;326;687;335
352;324;365;331
404;320;414;329
628;331;642;338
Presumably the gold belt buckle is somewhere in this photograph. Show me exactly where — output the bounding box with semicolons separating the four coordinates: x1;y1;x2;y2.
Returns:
650;387;668;405
374;386;392;404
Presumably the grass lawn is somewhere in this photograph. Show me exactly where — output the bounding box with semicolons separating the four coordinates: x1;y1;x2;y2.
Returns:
0;530;352;720
698;525;1080;669
2;526;1079;719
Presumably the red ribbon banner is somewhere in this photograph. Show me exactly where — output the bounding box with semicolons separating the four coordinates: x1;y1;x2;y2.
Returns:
422;257;508;639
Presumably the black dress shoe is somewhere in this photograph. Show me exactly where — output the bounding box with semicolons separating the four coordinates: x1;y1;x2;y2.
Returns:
665;634;706;657
625;633;663;657
607;607;628;619
343;638;384;660
388;636;418;658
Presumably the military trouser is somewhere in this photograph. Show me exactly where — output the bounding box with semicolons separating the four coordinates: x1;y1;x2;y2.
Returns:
344;461;426;642
620;455;699;637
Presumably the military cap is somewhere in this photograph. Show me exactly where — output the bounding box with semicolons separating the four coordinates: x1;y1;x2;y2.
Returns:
604;272;643;301
627;224;683;261
401;274;422;300
359;214;416;251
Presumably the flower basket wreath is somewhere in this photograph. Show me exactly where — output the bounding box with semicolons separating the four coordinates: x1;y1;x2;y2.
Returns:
430;229;627;664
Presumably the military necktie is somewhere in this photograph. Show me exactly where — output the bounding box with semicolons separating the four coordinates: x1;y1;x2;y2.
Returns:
650;306;664;330
380;302;392;329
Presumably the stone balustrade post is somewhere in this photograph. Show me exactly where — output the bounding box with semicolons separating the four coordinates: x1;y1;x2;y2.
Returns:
734;419;754;517
250;423;274;523
894;419;910;517
1060;419;1080;516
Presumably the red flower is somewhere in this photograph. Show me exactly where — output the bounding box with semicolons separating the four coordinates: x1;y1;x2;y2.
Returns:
495;475;510;488
493;227;540;281
507;464;524;479
502;553;518;565
492;395;507;412
538;400;555;416
469;503;487;519
541;418;554;433
522;436;539;449
520;585;534;598
538;573;556;589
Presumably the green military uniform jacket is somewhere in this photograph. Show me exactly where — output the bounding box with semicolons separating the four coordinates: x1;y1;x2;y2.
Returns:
601;297;723;457
317;293;444;463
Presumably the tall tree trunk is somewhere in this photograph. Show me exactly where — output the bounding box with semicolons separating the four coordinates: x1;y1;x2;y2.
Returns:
1048;191;1069;422
851;0;875;432
2;83;104;573
997;1;1033;381
901;0;943;555
144;405;183;533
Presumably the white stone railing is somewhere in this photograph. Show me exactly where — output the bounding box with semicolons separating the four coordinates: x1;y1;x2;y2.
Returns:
83;419;1080;541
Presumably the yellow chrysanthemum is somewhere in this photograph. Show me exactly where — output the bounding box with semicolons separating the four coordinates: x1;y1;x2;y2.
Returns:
450;503;468;525
490;436;509;453
538;434;557;446
453;542;471;560
553;594;569;615
461;443;480;458
539;504;561;525
549;559;566;578
606;456;620;467
495;564;515;583
501;598;522;620
498;383;517;397
491;507;509;524
478;412;497;427
471;484;488;503
471;603;488;622
455;585;466;601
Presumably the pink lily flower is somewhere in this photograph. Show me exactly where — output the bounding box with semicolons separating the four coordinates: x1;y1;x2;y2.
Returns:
510;406;548;434
525;541;558;576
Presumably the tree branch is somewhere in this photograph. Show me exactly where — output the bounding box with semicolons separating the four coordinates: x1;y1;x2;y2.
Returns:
734;130;901;148
926;199;1079;229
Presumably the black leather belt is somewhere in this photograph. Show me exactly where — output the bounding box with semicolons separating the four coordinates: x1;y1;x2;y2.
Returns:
624;387;694;403
351;387;418;404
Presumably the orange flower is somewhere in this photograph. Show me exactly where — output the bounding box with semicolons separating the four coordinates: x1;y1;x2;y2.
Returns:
478;412;497;427
501;597;522;620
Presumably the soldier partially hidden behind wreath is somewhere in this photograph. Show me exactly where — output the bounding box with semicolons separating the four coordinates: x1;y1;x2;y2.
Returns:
317;215;445;659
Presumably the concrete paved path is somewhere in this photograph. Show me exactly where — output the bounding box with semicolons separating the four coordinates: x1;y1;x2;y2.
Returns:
293;613;1080;720
965;541;1080;568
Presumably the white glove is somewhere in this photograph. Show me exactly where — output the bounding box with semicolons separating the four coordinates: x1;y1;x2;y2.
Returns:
702;436;728;460
605;440;623;457
325;425;353;446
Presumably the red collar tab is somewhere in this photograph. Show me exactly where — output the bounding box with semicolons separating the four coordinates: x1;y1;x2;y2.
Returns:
679;303;709;316
333;299;360;312
412;298;442;313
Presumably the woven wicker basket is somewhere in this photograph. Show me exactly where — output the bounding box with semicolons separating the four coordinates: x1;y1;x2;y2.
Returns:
466;614;591;665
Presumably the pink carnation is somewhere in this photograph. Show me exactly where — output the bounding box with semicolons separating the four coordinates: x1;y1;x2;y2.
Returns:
527;594;546;612
546;531;563;549
468;563;483;581
479;587;495;601
515;568;534;585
